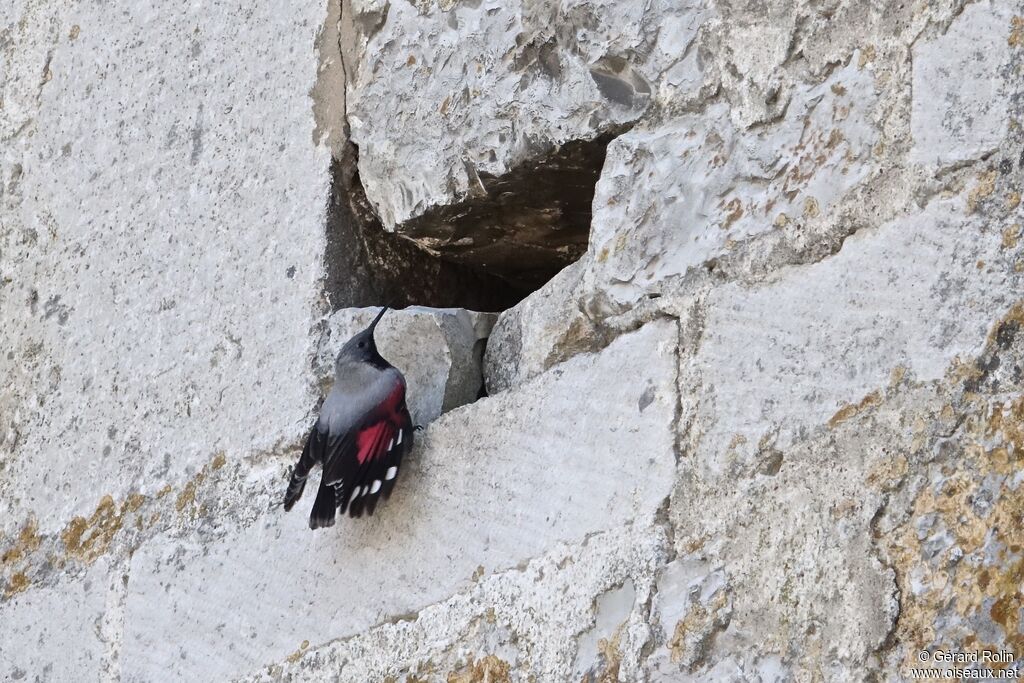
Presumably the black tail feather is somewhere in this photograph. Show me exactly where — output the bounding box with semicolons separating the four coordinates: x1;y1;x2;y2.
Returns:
284;428;323;512
308;480;336;529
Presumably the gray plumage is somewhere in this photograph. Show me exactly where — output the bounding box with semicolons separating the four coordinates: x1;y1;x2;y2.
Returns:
284;307;414;528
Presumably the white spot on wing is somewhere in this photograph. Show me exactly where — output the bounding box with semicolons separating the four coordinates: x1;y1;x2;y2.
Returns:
396;430;403;445
370;480;381;494
385;466;398;480
387;439;393;452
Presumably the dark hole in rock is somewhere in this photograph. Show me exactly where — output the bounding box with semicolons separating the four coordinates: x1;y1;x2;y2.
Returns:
325;131;621;310
395;130;624;296
324;142;520;311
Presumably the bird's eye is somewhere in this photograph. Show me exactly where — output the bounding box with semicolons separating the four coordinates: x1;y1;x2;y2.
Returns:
357;341;365;349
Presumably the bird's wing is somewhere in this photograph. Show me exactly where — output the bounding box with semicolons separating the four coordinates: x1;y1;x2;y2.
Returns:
321;384;414;517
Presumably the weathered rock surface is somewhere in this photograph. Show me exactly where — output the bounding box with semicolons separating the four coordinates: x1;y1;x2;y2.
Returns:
4;0;1024;679
482;259;601;394
910;0;1018;168
584;57;879;313
0;562;111;681
317;306;498;425
120;321;678;681
346;0;714;287
0;1;326;535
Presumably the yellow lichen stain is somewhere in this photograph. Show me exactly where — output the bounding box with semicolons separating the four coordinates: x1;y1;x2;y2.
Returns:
176;452;227;518
857;45;876;68
447;654;511;683
4;572;30;597
668;591;729;664
1003;223;1021;249
285;639;311;664
406;54;416;66
1007;192;1021;212
803;196;820;219
1009;16;1023;47
890;365;907;386
68;24;80;40
830;83;847;96
884;391;1024;669
825;129;844;150
773;212;790;228
722;198;743;229
985;301;1024;350
1;518;40;566
591;631;623;683
124;492;146;513
61;492;147;563
828;390;883;428
967;170;997;213
866;453;909;492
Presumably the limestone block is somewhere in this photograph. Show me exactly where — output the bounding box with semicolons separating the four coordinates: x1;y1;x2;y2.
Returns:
0;1;327;537
0;563;112;681
910;1;1018;167
120;320;679;681
483;260;597;395
317;306;498;426
347;0;713;230
690;195;1021;476
584;58;879;313
237;525;667;682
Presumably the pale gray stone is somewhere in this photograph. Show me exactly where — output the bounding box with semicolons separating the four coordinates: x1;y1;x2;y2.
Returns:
318;306;498;425
584;57;879;313
483;260;596;394
910;1;1017;167
1;0;328;536
121;321;678;681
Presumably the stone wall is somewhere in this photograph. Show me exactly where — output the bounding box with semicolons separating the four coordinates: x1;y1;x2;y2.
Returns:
2;0;1023;680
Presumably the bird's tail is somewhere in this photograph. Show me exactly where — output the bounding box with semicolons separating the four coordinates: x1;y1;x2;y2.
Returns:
284;429;319;512
308;482;336;529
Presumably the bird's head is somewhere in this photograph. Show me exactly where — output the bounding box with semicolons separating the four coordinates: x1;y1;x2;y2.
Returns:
335;306;389;372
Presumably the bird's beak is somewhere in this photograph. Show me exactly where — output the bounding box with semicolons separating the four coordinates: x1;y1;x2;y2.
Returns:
367;306;389;334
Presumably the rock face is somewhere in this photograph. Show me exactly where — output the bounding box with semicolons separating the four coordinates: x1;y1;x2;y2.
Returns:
345;0;713;289
317;306;497;425
3;0;1024;681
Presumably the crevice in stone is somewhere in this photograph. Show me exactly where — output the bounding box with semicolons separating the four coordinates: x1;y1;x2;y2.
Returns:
322;0;623;313
325;129;625;312
396;130;626;295
323;142;523;311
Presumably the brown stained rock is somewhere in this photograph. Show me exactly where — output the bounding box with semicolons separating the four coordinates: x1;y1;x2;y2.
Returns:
447;655;512;683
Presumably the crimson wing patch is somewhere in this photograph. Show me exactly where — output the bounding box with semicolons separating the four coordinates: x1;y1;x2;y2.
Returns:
321;385;414;518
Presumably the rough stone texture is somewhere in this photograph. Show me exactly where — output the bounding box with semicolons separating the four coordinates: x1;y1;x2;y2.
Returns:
317;306;498;425
0;562;111;681
584;57;879;314
0;1;328;540
120;321;678;681
910;0;1017;168
345;0;713;286
482;259;600;394
4;0;1024;680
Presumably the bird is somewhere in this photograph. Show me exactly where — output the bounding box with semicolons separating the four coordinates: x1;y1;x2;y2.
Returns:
283;306;414;528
